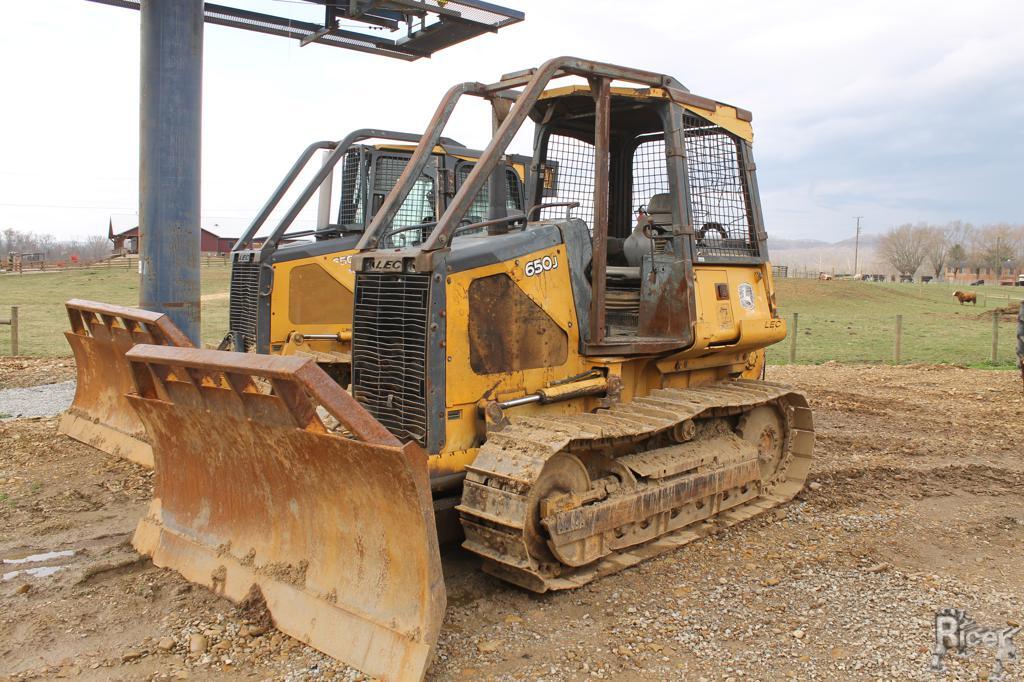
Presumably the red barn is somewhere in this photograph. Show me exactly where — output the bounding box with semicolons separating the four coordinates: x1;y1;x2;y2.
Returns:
109;220;236;255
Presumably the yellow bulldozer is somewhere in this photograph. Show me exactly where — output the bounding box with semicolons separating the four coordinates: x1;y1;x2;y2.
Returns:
69;58;814;681
59;130;529;467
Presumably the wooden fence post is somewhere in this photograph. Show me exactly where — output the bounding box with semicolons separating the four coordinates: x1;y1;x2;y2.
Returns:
1017;302;1023;386
8;303;17;352
894;314;902;363
789;312;798;363
991;309;999;363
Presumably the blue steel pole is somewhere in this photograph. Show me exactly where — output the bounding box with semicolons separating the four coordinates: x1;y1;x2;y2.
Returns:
139;0;203;343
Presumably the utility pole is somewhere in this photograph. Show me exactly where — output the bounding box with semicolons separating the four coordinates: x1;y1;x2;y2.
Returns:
853;216;864;276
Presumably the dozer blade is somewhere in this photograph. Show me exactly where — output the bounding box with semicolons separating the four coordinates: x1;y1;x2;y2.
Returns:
126;345;445;682
59;299;193;467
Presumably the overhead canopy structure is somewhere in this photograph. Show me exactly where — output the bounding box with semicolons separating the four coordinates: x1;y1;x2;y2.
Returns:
85;0;522;344
86;0;524;59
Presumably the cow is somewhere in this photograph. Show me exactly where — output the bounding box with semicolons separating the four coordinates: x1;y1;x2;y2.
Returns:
953;290;977;305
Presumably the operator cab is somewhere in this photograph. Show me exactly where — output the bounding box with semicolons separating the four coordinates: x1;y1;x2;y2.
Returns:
527;86;765;347
353;60;769;357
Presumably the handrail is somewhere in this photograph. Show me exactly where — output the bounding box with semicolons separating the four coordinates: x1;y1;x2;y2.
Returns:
232;140;335;252
453;213;526;235
357;82;489;251
233;129;450;255
261;129;428;254
527;201;580;220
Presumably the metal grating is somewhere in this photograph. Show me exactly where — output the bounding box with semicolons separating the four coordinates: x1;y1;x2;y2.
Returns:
682;113;757;258
412;0;523;29
351;273;431;445
228;253;260;350
85;0;523;60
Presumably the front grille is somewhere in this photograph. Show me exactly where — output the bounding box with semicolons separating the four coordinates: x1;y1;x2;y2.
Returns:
351;273;430;445
229;252;261;350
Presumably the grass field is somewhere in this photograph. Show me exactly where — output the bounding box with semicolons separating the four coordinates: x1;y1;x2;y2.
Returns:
1;266;1021;368
0;264;232;357
773;278;1023;369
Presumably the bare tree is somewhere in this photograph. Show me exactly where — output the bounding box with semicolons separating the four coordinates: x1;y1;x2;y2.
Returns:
0;228;114;265
78;235;113;262
947;243;968;278
878;223;930;277
2;227;20;255
974;223;1019;278
923;225;951;279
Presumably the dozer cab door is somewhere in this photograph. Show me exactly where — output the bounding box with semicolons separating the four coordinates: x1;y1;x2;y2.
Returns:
529;95;701;354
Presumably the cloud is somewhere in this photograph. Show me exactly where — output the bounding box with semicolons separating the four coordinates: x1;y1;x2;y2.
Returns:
0;0;1022;241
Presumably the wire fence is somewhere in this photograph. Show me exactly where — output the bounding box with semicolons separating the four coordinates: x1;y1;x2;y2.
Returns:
771;308;1024;368
1;255;231;274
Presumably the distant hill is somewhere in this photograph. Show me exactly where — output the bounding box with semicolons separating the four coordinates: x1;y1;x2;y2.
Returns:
769;238;832;251
769;234;881;251
767;233;890;276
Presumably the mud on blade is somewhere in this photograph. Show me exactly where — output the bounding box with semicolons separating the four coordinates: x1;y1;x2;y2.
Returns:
59;299;193;467
126;345;445;681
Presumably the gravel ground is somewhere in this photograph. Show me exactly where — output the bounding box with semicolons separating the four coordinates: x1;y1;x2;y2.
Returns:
1;362;1022;681
0;381;74;419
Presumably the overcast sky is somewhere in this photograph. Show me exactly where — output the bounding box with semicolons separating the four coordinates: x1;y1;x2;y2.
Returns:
2;0;1022;242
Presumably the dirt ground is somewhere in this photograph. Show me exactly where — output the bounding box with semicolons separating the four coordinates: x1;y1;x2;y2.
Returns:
0;357;75;390
1;361;1022;681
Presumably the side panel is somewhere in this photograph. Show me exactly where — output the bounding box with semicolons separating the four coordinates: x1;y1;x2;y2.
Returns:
689;263;784;351
267;250;357;358
440;243;587;472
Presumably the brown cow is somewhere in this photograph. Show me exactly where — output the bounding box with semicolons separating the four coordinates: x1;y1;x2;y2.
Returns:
953;290;977;305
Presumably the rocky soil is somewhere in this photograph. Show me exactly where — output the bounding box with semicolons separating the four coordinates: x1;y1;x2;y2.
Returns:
0;358;75;390
1;360;1022;681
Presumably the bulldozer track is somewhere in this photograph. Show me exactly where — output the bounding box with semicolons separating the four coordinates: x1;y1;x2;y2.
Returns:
457;380;814;593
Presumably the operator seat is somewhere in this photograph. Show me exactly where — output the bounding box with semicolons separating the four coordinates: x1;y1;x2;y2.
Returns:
622;193;674;268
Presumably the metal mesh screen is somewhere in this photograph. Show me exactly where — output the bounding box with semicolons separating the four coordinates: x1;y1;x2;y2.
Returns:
683;113;757;258
337;149;364;226
393;178;435;231
506;168;524;213
457;165;489;224
456;166;525;223
628;119;758;258
374;155;436;246
539;135;595;229
631;138;670;212
373;155;408;193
